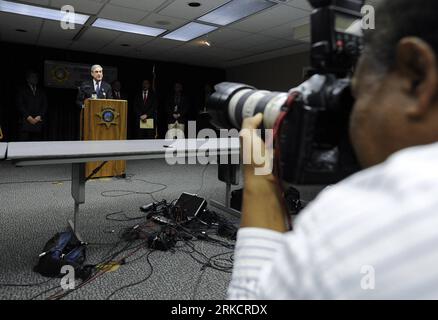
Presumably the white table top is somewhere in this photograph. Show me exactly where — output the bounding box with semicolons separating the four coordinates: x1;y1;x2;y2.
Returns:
7;138;240;166
0;143;7;160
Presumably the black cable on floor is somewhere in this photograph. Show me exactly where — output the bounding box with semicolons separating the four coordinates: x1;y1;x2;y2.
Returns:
192;267;207;300
194;163;210;196
0;277;54;288
29;283;61;300
0;179;70;185
105;250;154;300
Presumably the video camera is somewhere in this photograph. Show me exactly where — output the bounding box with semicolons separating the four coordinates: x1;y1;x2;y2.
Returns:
208;0;364;185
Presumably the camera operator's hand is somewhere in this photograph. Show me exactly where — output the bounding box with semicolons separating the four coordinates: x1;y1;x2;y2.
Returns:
240;114;274;179
240;114;288;233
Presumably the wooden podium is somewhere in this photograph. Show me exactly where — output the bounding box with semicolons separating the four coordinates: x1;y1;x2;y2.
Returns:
81;99;127;178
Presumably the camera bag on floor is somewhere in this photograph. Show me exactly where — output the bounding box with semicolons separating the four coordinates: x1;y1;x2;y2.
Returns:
33;231;88;279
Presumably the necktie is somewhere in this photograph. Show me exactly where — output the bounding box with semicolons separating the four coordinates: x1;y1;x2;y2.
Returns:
95;82;100;95
143;91;148;104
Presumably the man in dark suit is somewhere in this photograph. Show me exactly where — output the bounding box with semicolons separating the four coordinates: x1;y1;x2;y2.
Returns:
165;82;190;138
76;64;112;108
16;71;48;141
111;80;125;100
134;79;158;139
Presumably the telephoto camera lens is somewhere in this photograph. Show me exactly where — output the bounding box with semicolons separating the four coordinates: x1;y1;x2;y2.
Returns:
207;82;289;130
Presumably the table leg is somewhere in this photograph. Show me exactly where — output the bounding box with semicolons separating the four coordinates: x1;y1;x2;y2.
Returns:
210;164;241;218
70;163;86;242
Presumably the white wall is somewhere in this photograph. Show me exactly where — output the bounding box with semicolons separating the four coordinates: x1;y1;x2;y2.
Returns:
226;51;310;92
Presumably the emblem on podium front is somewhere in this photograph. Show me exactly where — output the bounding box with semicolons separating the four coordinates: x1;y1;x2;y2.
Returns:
96;108;119;128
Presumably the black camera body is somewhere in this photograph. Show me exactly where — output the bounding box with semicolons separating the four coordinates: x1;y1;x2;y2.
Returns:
310;0;364;75
278;74;358;184
208;0;364;185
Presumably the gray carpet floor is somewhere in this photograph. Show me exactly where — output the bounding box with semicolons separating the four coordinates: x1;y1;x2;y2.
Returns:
0;159;324;300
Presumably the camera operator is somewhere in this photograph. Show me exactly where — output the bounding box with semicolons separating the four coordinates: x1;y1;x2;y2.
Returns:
228;0;438;299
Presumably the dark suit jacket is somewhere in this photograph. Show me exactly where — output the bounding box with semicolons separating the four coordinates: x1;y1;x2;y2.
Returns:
76;80;113;107
134;90;158;120
165;93;190;124
112;90;125;100
16;84;48;133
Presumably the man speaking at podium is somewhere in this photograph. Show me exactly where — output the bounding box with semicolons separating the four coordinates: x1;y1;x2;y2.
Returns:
76;64;113;108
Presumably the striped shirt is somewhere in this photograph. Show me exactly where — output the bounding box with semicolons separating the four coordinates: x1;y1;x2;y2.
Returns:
228;142;438;300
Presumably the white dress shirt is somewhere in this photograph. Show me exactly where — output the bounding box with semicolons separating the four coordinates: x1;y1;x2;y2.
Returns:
143;90;148;102
228;142;438;300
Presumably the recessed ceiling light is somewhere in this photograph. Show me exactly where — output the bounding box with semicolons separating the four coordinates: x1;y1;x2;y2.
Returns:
198;0;275;26
92;18;166;37
0;0;89;24
188;2;201;7
15;29;27;33
163;22;217;42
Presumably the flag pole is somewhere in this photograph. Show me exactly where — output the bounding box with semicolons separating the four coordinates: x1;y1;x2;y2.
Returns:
152;64;158;138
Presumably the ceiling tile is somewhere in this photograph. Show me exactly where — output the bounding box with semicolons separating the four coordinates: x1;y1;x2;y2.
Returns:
260;23;295;40
224;41;309;67
286;0;312;11
140;37;183;50
293;23;310;39
109;0;168;12
181;40;254;61
50;0;106;15
202;27;251;45
229;4;310;33
130;46;166;59
251;38;298;52
70;27;121;52
110;32;155;48
0;28;39;45
19;0;50;5
1;0;312;68
138;13;187;30
203;47;248;60
0;11;42;29
260;16;309;40
38;20;78;41
38;38;73;49
97;44;133;55
158;0;230;20
0;12;41;45
98;4;149;23
217;33;283;52
69;41;102;52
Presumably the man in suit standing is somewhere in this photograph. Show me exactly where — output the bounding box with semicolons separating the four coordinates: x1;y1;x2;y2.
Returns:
111;80;124;100
165;82;190;139
134;79;157;139
16;71;48;141
76;64;113;108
